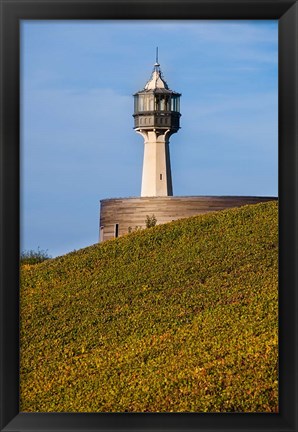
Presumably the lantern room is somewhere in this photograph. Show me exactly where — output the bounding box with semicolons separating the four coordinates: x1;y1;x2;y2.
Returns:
133;61;181;132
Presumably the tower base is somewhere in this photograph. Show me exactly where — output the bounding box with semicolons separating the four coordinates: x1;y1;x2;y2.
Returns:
99;196;277;242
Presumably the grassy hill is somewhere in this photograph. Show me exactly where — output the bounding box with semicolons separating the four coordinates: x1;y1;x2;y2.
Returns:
20;201;278;413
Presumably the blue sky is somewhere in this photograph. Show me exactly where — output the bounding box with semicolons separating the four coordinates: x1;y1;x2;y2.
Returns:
21;20;278;258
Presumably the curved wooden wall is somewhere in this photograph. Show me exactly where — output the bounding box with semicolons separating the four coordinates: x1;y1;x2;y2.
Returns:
99;196;277;242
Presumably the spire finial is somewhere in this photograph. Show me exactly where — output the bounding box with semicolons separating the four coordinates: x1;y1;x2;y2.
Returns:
154;47;160;67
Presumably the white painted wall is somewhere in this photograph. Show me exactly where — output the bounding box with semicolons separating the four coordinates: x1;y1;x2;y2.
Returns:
137;130;173;197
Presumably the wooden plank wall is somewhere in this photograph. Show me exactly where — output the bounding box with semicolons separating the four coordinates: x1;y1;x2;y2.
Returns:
99;196;277;242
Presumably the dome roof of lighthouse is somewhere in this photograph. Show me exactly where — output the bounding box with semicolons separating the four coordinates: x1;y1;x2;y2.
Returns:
144;62;169;90
133;53;181;97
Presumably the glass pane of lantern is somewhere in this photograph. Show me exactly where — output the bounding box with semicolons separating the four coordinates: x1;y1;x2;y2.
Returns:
138;95;144;111
171;96;180;112
149;95;154;111
172;97;176;111
165;96;170;111
154;95;158;111
145;95;152;111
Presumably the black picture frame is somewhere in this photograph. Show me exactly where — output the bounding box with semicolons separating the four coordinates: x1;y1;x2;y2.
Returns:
1;0;297;431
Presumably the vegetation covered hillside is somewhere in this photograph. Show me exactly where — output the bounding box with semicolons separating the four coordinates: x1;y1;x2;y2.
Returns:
20;201;278;413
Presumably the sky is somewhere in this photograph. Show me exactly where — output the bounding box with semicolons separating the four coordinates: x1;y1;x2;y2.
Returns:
20;20;278;258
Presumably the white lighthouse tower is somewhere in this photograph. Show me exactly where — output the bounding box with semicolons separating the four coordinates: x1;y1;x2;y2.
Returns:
100;54;275;242
133;52;181;197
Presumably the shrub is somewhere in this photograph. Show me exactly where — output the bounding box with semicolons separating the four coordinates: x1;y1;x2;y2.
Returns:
20;247;51;265
145;214;157;228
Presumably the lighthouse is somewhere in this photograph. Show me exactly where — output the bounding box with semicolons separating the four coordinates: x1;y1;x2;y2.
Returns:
133;52;181;197
99;53;276;242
